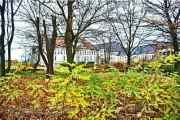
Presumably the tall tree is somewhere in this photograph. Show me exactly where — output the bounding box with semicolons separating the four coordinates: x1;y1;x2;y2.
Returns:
43;16;57;74
40;0;112;69
0;0;6;76
6;0;22;73
144;0;180;71
109;0;152;65
144;0;180;53
19;0;57;74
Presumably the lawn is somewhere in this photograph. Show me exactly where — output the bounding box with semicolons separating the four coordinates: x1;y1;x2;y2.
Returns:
0;64;180;120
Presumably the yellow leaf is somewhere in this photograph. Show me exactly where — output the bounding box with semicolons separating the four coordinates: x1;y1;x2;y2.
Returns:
57;89;65;98
68;108;80;119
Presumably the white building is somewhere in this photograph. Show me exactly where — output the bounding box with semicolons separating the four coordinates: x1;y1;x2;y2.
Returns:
54;37;98;64
31;38;177;66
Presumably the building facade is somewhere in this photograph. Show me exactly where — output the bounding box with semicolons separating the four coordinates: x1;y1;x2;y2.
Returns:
30;38;179;66
53;37;98;64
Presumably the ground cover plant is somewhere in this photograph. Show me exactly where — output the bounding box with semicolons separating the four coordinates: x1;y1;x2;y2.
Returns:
0;61;180;119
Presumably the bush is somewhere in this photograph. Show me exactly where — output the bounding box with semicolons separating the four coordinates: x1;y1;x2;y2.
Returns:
160;64;174;73
112;61;125;70
129;62;136;67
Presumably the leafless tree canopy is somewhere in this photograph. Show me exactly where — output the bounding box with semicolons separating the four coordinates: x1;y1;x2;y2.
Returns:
108;0;153;65
144;0;180;53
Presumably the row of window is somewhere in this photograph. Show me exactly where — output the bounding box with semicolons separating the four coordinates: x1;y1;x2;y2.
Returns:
112;54;155;61
77;50;96;55
54;49;97;56
54;49;66;54
54;55;96;62
77;56;96;61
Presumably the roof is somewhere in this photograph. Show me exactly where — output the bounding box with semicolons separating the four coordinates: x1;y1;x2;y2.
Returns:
55;37;95;50
56;37;65;47
93;41;123;52
94;41;157;55
78;38;96;50
132;45;156;55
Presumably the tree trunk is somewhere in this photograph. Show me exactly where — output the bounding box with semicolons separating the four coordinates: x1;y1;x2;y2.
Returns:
36;17;49;72
172;35;179;54
127;43;131;66
66;43;74;63
64;0;75;71
0;0;6;77
127;54;131;66
171;30;180;73
43;16;57;75
32;53;40;72
6;43;11;73
6;1;15;73
47;56;54;74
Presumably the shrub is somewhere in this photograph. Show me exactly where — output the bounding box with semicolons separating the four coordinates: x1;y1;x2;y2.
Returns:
160;64;174;73
161;54;180;73
112;61;125;70
129;62;136;67
142;54;180;74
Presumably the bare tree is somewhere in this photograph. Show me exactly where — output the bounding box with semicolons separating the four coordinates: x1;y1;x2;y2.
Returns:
144;0;180;53
144;0;180;72
18;0;57;74
109;0;152;65
0;0;6;76
39;0;112;71
5;0;23;73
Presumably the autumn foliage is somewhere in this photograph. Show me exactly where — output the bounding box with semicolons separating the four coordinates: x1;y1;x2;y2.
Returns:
112;61;125;70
